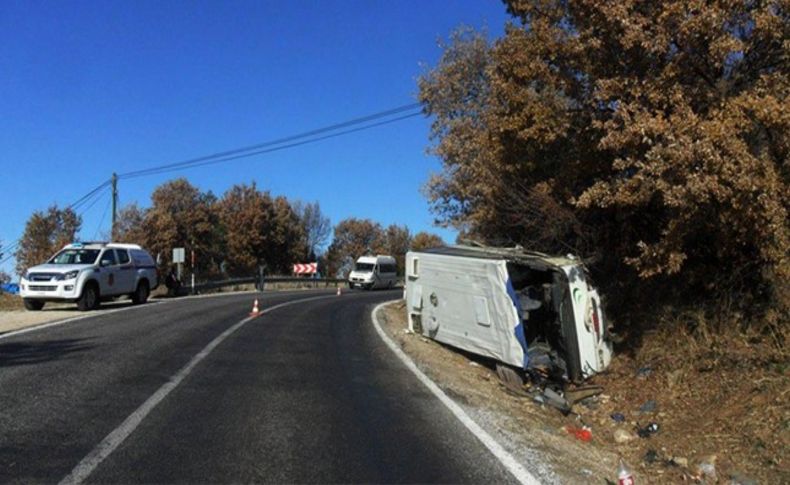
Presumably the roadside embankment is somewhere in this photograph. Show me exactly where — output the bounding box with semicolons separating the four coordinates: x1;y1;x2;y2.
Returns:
377;300;788;484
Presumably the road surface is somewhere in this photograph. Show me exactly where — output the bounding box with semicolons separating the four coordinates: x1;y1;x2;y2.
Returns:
0;290;520;484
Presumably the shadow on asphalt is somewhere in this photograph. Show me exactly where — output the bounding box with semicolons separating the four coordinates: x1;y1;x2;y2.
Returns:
0;338;95;367
38;301;136;312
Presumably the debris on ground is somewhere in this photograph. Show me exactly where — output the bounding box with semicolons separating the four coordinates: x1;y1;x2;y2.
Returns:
636;366;653;378
728;471;758;485
694;455;718;482
613;428;635;444
638;399;657;413
378;300;790;484
565;385;604;405
643;449;660;464
636;422;660;438
617;458;635;484
565;425;592;442
543;387;571;412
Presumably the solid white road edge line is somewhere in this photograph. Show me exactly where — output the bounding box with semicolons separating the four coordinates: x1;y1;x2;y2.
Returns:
0;288;333;342
371;301;541;485
58;294;337;485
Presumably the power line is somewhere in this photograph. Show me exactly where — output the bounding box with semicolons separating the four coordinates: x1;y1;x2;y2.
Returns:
121;111;423;180
119;103;422;180
1;102;425;266
94;191;112;240
0;181;112;262
68;180;112;211
0;241;21;266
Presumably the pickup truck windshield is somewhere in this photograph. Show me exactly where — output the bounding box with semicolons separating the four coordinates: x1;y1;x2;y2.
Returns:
354;263;375;272
49;249;100;265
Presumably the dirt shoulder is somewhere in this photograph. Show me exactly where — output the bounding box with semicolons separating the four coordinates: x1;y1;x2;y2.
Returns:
376;300;788;484
0;295;146;335
376;300;617;483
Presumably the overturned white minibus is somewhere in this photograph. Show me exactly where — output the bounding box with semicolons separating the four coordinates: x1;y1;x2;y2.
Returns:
405;245;613;382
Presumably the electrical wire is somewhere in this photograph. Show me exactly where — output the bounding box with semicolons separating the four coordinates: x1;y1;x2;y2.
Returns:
118;103;422;180
67;180;112;212
74;185;108;219
94;191;112;240
120;111;423;180
1;102;424;267
0;181;112;265
0;241;21;266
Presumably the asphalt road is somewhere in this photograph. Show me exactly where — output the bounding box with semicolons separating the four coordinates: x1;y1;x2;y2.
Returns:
0;289;520;484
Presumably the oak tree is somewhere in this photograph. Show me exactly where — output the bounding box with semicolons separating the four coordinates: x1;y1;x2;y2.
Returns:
143;179;219;274
15;206;81;274
419;1;789;316
411;232;445;252
325;218;386;277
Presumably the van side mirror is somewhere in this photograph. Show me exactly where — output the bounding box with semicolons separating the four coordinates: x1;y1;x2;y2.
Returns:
100;259;112;267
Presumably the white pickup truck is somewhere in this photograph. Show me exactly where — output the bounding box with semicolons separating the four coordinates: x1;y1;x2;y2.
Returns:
20;242;158;311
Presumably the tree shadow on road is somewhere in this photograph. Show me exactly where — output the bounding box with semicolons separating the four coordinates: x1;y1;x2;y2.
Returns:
39;301;136;312
0;338;95;367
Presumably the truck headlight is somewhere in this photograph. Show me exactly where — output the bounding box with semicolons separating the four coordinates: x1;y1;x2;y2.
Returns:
56;270;80;281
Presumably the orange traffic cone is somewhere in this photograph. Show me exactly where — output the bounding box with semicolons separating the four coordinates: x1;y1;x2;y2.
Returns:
250;299;261;316
336;286;342;296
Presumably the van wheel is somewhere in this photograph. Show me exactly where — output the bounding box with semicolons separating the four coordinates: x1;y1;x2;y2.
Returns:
77;283;100;311
132;280;149;304
23;299;44;311
495;363;528;396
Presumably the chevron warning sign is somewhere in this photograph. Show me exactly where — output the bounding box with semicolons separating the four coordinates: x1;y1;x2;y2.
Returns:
293;262;317;275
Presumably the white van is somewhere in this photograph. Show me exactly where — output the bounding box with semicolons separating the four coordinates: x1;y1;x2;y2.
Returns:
405;245;612;383
348;255;398;290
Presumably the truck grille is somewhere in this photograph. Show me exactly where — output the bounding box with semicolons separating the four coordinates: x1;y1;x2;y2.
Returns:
29;273;58;282
29;285;56;291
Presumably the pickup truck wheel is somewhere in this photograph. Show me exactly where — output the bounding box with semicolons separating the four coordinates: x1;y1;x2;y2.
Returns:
132;280;149;304
77;283;100;311
23;299;45;311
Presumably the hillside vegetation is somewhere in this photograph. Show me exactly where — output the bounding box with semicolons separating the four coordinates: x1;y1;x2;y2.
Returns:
418;0;788;339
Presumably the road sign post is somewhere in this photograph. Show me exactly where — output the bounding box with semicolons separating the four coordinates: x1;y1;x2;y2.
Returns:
173;247;185;281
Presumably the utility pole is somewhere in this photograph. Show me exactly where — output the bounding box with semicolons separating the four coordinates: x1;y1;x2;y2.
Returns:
111;173;118;241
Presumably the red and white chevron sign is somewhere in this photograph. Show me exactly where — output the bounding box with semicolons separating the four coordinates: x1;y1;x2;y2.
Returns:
293;262;317;275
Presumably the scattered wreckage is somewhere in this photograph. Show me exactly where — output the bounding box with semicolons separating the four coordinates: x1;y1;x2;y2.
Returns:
404;244;613;406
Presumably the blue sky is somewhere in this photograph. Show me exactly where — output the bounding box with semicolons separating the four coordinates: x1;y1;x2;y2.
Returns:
0;0;508;273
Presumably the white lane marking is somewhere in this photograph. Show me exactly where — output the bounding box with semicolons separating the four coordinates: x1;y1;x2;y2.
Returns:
59;294;337;485
371;301;541;485
0;289;333;341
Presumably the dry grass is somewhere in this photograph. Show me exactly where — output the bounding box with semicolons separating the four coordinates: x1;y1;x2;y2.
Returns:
381;298;789;483
0;293;23;311
586;306;790;483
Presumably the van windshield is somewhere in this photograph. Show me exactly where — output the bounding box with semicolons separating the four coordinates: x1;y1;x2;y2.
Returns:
354;263;375;272
49;249;100;265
